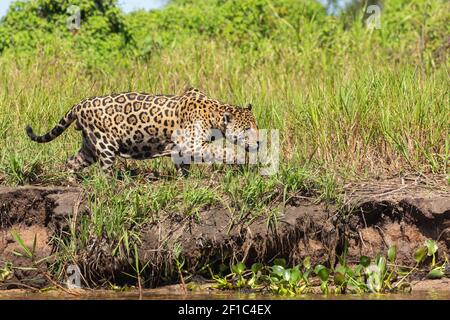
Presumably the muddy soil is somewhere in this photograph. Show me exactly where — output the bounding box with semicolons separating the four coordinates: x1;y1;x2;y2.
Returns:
0;177;449;289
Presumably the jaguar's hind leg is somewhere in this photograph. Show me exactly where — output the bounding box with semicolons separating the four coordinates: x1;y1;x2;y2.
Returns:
67;136;98;175
67;147;98;174
98;153;117;176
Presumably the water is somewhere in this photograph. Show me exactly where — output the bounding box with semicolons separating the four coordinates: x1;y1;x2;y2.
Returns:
1;289;449;300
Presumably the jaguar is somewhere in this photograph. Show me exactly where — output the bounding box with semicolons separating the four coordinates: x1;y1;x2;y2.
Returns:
26;87;260;175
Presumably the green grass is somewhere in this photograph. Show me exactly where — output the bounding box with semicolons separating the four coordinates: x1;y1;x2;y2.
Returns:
0;40;447;187
0;1;447;186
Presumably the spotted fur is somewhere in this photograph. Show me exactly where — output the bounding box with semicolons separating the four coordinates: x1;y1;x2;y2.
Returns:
26;87;259;175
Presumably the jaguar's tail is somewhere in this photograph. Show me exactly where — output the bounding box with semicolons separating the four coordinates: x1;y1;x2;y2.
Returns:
26;108;76;143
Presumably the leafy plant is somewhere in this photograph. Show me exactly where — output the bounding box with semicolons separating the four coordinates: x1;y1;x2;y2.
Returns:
211;239;447;295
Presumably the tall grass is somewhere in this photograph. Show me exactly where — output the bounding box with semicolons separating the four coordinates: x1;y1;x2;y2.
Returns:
0;38;447;185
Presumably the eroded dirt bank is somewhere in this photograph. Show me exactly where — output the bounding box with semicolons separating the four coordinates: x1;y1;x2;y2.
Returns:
0;179;449;289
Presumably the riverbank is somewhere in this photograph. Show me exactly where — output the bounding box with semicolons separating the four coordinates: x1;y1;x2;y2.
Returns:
1;174;448;292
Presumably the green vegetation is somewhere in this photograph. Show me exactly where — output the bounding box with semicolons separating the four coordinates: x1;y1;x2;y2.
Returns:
210;240;449;295
0;0;448;292
7;228;449;294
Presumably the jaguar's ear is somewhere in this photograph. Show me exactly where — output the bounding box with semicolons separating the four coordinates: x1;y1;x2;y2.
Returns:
246;103;252;111
223;112;233;126
183;86;196;94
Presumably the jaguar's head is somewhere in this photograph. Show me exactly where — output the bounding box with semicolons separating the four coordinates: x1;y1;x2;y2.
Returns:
223;104;260;152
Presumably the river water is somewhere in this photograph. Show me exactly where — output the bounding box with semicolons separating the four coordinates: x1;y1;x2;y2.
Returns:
1;289;449;300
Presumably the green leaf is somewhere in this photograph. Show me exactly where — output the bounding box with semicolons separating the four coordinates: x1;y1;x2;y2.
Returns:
353;264;363;276
11;230;32;258
236;262;246;274
269;276;280;283
123;232;130;257
377;256;387;275
303;256;311;269
271;265;285;277
359;256;371;267
414;246;427;264
345;266;354;277
398;266;410;276
337;253;346;267
283;269;291;282
302;269;311;282
387;245;397;263
320;281;329;294
425;239;438;256
290;267;301;283
427;268;444;279
31;235;37;259
334;272;345;286
134;244;140;272
314;264;325;274
12;251;24;257
314;265;329;282
231;262;246;275
251;263;263;274
273;258;286;267
335;265;347;275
